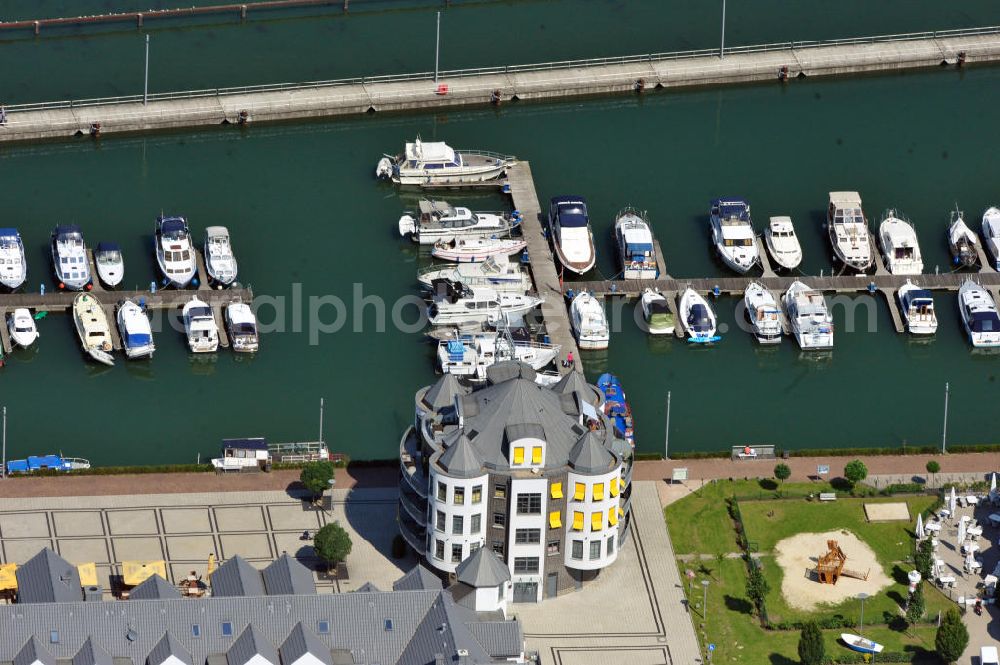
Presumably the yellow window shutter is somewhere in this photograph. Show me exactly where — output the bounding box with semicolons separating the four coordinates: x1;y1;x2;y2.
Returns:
593;483;605;501
513;447;524;465
572;511;584;531
551;482;563;499
532;447;543;464
549;511;562;529
574;483;586;501
610;477;620;497
608;507;618;526
591;512;603;531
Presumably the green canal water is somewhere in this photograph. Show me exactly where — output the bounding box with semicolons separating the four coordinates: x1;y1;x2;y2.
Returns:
2;0;999;103
3;65;1000;465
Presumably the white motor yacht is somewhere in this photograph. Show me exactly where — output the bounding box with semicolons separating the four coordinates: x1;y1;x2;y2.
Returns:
51;225;91;291
679;288;719;343
155;216;197;288
437;332;561;381
827;192;873;272
958;280;1000;348
427;280;542;327
614;207;658;279
783;280;833;350
376;137;515;185
764;216;802;270
897;280;937;335
948;207;978;268
182;296;219;353
0;227;27;290
225;302;259;353
204;226;238;287
7;308;39;348
548;196;597;275
116;299;155;359
417;255;532;293
710;198;758;273
431;237;526;263
744;282;782;345
399;200;517;245
72;293;114;365
981;207;1000;271
878;210;923;275
639;288;675;335
570;291;609;350
94;242;124;289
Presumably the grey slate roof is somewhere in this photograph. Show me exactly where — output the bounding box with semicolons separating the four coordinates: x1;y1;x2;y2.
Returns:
14;636;55;665
261;554;315;596
392;565;443;592
454;548;510;588
226;625;277;665
72;637;113;665
552;371;598;406
353;582;380;593
128;575;180;601
147;632;191;665
437;434;483;478
210;556;265;598
568;431;615;474
464;621;524;658
278;623;332;665
15;548;83;605
394;592;492;665
423;373;468;410
484;361;535;384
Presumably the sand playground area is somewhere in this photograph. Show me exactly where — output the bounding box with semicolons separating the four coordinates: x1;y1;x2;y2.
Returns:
774;530;892;611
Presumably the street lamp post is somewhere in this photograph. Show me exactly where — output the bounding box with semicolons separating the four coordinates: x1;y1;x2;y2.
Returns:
857;592;869;636
143;34;150;105
720;0;726;59
941;382;950;453
664;391;672;460
434;11;441;83
702;579;711;625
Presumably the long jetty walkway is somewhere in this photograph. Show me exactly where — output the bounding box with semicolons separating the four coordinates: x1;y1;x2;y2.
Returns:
2;28;999;143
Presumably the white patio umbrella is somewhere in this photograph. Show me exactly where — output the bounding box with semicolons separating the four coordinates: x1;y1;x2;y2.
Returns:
992;472;997;494
958;517;967;546
966;552;976;572
916;513;925;540
950;486;957;517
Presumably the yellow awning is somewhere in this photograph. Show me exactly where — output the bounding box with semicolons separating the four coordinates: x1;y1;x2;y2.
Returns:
610;477;620;497
550;482;563;499
591;512;603;531
531;447;543;464
549;511;562;529
608;507;619;526
122;560;167;587
618;507;625;518
593;483;605;501
572;511;584;531
574;483;586;501
77;563;99;587
0;563;18;591
513;447;524;465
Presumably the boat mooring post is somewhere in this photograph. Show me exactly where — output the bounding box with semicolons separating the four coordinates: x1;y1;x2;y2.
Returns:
319;397;325;444
719;0;726;59
941;382;950;453
434;11;441;83
664;391;672;460
143;34;150;105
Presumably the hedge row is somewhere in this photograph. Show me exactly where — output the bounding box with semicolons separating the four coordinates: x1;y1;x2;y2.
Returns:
647;443;1000;461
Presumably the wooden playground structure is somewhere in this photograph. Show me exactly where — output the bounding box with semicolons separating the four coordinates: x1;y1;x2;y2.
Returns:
815;540;870;584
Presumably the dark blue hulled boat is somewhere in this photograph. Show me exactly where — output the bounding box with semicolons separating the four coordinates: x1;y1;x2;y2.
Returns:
6;454;90;474
596;373;634;449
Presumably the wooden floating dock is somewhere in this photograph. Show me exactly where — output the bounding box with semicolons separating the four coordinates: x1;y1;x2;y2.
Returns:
2;29;999;143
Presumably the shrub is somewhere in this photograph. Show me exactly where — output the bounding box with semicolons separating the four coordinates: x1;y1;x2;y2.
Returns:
745;561;769;615
881;483;924;495
797;621;824;665
844;460;868;487
774;463;791;484
935;608;969;664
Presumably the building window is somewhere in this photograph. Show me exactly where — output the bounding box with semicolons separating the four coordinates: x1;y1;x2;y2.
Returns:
437;481;447;502
452;543;463;563
50;631;59;644
572;511;584;531
317;620;330;635
221;622;234;637
493;512;506;528
515;528;541;544
574;482;586;501
513;557;539;574
494;485;507;499
452;514;464;535
516;493;541;515
513;446;525;465
472;485;483;504
550;481;563;499
549;510;562;529
471;514;482;534
492;542;504;556
589;540;601;560
593;482;605;501
547;540;560;556
610;477;620;497
531;447;543;464
191;625;201;638
471;541;482;552
436;510;446;532
571;540;583;560
591;511;603;531
607;536;615;555
454;487;465;505
435;539;445;560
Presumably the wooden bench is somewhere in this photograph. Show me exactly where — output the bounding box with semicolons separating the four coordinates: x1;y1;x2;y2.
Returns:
819;493;837;502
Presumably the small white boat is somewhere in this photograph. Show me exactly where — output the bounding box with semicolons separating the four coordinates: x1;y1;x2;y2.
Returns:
614;207;658;279
679;288;719;343
981;207;1000;271
897;280;937;335
437;332;560;381
549;196;597;275
827;192;873;272
399;200;518;245
570;291;609;350
72;292;114;366
840;634;883;655
710;198;758;273
7;308;39;348
958;280;1000;348
427;281;542;327
51;225;91;291
744;282;782;345
182;297;219;353
204;226;238;287
155;216;197;288
376;137;515;185
226;302;259;353
764;216;802;270
878;210;923;275
116;299;155;359
783;280;833;350
640;288;675;335
417;255;532;293
948;207;978;268
431;237;526;263
94;242;124;289
0;227;27;290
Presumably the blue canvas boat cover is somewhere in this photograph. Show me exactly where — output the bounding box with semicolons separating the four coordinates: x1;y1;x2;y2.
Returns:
54;224;82;236
96;241;121;253
907;289;933;302
0;227;19;238
222;437;268;450
126;332;152;347
970;311;1000;332
712;198;750;220
159;217;188;235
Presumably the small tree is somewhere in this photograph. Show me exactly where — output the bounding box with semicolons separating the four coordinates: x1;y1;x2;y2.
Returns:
798;620;825;665
914;539;934;580
745;561;770;615
905;583;925;626
313;522;352;570
844;459;868;488
774;463;791;485
300;461;335;501
935;608;969;664
925;460;940;486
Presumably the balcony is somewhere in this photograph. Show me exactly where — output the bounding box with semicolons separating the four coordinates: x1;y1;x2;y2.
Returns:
399;483;427;526
397;508;426;554
399;427;428;498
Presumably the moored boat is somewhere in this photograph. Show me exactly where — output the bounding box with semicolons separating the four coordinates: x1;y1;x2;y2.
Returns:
376;137;515;185
5;454;91;474
764;216;802;270
840;634;883;655
399;200;518;245
614;207;658;279
7;308;39;348
981;207;1000;271
640;288;675;335
437;331;560;381
948;207;978;268
596;373;634;448
678;288;720;343
783;280;833;350
94;242;124;289
155;215;197;288
0;227;27;290
548;196;597;275
827;192;873;272
570;291;609;350
204;226;238;287
878;209;923;275
72;292;114;365
431;237;527;263
897;280;937;335
710;198;758;273
417;255;532;293
116;299;155;359
744;282;782;345
226;302;259;353
958;279;1000;348
51;225;91;291
182;296;219;353
427;280;542;327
